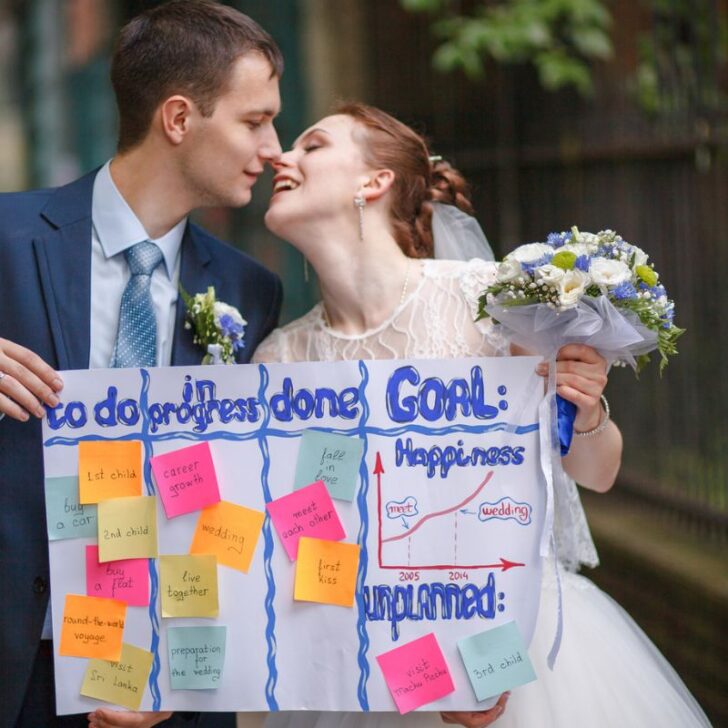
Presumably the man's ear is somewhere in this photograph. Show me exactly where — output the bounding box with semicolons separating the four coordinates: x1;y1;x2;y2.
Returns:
359;169;395;203
159;95;195;145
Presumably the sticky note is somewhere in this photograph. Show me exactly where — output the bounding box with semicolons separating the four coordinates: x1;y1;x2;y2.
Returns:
85;545;149;606
376;633;455;714
45;476;97;540
168;626;227;690
160;554;219;618
97;496;158;563
59;594;127;661
294;430;364;501
190;501;265;573
457;621;537;701
81;642;153;710
294;537;360;608
267;481;346;561
78;440;142;504
151;442;221;518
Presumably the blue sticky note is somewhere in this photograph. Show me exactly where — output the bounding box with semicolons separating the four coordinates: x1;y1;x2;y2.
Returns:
293;430;364;502
168;626;226;690
457;621;537;701
45;476;97;541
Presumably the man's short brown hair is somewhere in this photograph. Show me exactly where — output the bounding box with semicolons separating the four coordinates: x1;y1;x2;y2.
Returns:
111;0;284;152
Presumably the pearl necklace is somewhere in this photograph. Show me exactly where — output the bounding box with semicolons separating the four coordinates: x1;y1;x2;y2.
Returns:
322;260;412;330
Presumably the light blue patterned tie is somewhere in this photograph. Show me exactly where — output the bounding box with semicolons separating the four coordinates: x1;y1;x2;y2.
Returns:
111;241;164;368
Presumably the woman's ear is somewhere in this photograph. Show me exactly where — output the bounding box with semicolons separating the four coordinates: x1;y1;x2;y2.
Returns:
159;95;194;145
359;169;395;203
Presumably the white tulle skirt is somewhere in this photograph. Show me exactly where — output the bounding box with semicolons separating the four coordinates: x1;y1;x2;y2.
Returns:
252;564;710;728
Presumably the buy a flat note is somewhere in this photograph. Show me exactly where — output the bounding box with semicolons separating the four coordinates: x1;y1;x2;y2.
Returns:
85;545;149;606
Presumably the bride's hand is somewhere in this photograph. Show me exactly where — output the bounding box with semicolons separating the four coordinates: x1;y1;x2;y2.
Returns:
536;343;607;432
441;691;509;726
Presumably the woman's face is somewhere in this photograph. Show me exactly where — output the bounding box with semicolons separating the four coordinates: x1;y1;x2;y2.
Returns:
265;114;372;239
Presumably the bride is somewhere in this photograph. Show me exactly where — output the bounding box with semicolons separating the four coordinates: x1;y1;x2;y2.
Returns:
250;103;710;728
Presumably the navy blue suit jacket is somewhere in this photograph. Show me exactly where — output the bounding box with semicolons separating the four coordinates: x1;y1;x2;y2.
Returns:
0;171;282;726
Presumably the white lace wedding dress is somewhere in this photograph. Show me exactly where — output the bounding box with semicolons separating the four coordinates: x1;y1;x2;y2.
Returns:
245;259;710;728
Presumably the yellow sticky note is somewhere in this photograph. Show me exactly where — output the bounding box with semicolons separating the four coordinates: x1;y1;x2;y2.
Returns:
78;440;143;504
160;554;219;618
81;642;153;710
190;501;265;573
98;496;158;563
59;594;126;660
294;537;360;608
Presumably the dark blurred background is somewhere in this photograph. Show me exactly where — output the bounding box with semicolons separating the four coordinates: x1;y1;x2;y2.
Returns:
0;0;726;723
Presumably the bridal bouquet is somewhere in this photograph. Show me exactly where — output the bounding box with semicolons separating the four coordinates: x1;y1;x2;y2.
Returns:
478;227;684;374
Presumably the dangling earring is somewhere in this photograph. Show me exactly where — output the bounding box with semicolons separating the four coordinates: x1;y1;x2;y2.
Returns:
303;255;310;283
354;192;366;241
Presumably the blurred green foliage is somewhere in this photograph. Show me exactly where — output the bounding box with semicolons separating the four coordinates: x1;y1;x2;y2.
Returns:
401;0;613;96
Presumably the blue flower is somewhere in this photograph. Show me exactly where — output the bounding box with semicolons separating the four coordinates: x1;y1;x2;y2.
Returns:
575;255;591;272
546;232;571;248
612;281;638;301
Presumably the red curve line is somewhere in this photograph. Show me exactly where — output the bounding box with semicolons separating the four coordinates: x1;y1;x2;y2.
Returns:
381;471;493;544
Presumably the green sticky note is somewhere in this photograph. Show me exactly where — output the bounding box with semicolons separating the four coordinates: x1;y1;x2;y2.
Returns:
457;621;537;701
168;626;226;689
293;430;364;502
45;476;97;540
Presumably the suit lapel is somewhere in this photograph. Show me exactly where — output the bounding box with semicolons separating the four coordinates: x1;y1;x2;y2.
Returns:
33;173;96;371
171;224;222;366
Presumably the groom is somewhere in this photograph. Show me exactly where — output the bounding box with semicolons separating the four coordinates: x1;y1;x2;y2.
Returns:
0;1;283;726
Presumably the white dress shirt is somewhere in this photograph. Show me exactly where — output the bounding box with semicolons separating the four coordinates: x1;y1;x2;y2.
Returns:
89;160;186;369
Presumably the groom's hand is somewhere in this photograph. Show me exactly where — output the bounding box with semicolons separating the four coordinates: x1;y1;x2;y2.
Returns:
0;337;63;421
87;709;173;728
441;691;510;726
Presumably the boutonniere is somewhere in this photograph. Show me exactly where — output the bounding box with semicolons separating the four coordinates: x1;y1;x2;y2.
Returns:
180;286;246;364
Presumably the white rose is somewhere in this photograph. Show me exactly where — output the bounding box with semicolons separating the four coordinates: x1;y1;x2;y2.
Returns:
496;258;523;282
214;301;247;327
589;258;632;287
534;264;565;285
562;242;597;257
557;270;591;309
505;243;553;265
573;231;600;248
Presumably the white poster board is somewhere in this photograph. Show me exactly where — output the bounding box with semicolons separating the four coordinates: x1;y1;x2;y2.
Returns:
42;356;545;713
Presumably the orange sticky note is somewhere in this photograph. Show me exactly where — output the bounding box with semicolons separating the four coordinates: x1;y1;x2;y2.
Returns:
78;440;143;504
59;594;127;660
190;501;265;573
294;537;360;608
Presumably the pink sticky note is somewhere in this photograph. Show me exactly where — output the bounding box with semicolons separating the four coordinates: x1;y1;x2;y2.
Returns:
376;633;455;714
151;442;220;518
85;545;149;606
266;480;346;560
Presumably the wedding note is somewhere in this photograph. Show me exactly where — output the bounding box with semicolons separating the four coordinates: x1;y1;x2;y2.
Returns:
167;626;227;690
376;633;455;714
151;442;220;518
293;430;364;501
160;554;219;618
293;537;360;607
59;594;127;661
85;545;149;606
97;495;158;563
190;501;265;573
457;621;536;701
266;480;346;560
78;440;142;504
80;642;154;710
45;476;97;540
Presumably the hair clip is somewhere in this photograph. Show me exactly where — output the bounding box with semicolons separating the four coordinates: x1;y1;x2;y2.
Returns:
428;155;443;163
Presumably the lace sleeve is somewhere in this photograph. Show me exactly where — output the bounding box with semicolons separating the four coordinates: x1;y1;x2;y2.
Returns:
458;258;510;356
251;329;285;363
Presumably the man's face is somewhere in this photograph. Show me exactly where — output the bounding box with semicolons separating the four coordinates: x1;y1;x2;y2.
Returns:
180;53;281;208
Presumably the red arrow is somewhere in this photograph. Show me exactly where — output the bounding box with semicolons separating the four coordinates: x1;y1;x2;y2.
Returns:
373;451;384;476
482;558;525;572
